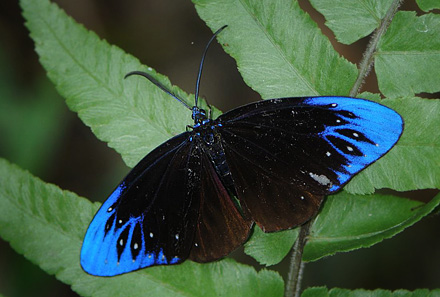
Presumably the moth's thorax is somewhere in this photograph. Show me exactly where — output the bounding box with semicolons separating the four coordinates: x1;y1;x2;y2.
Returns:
191;121;236;195
190;120;222;156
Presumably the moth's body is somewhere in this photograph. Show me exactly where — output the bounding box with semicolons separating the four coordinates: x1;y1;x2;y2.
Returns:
193;122;237;197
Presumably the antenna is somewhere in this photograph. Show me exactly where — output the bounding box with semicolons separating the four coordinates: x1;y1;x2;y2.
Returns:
124;71;191;110
124;25;228;110
194;25;228;107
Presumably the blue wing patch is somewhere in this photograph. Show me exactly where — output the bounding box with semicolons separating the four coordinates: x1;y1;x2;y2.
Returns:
304;97;403;192
81;184;181;276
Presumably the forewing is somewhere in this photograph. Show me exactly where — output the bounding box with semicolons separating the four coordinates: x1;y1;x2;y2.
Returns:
217;96;403;232
81;132;202;276
189;153;252;263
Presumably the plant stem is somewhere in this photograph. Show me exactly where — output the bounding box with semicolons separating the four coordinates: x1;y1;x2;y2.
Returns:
349;0;403;97
284;220;312;297
284;2;403;296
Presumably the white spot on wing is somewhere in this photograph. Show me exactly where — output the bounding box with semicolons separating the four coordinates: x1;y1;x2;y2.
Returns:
309;172;332;186
150;232;154;238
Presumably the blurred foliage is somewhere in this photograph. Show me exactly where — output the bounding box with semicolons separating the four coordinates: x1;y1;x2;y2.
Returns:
0;48;66;177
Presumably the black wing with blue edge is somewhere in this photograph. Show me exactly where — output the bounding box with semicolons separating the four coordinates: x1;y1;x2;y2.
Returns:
80;132;200;276
217;96;403;232
80;131;251;276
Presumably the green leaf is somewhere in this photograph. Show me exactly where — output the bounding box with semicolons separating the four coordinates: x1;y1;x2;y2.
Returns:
302;287;440;297
244;188;440;265
0;158;283;297
303;190;440;261
416;0;440;12
194;0;436;197
193;0;358;98
23;0;414;196
308;0;394;45
357;92;382;101
375;11;440;98
19;0;439;277
20;0;197;168
345;96;440;194
244;226;298;266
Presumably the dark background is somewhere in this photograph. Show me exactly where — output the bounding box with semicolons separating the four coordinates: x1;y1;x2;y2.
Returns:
0;0;439;296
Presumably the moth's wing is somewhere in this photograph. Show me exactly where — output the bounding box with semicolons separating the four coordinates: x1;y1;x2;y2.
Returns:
81;132;202;276
217;96;403;232
189;153;252;263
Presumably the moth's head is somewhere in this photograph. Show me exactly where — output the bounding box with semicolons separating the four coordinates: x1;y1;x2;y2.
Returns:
192;106;208;124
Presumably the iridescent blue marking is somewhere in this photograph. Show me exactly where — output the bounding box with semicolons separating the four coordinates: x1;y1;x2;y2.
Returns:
81;183;181;276
304;97;403;192
170;256;180;264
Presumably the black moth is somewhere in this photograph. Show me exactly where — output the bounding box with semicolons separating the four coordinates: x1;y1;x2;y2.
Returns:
81;25;403;276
